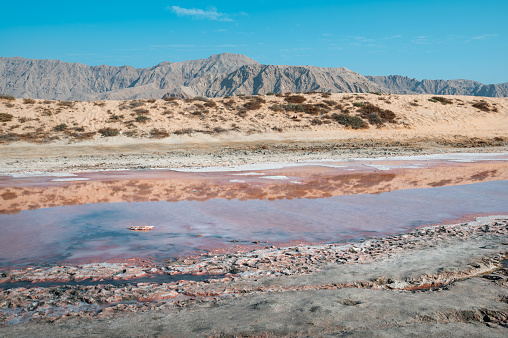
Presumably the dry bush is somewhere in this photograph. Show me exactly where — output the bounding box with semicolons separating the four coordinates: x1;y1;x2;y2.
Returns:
23;98;36;104
146;99;156;103
109;114;124;121
0;94;15;101
204;101;217;108
472;100;491;112
428;96;453;104
174;128;194;135
358;103;381;113
321;92;332;98
150;128;169;138
243;100;263;111
322;100;337;106
57;101;75;108
163;97;177;102
285;95;306;104
269;104;283;112
42;100;53;104
213;126;228;133
98;127;120;137
0;113;14;122
311;118;324;125
133;108;149;115
379;110;396;121
222;100;236;107
4;102;15;108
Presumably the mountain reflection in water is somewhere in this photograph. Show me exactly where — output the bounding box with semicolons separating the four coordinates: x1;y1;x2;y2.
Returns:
0;159;507;267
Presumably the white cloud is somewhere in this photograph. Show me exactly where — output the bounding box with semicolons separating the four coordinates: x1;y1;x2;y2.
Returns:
472;34;499;40
168;6;233;22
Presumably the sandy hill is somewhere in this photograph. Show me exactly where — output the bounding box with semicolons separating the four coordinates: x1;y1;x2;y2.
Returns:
0;92;506;147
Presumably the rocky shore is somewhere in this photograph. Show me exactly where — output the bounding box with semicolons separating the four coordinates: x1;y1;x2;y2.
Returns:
1;215;507;336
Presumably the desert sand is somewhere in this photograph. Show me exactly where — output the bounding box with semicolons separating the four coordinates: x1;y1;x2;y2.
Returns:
0;92;507;174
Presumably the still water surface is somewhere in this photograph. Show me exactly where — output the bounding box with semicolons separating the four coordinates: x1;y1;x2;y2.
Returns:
0;157;507;267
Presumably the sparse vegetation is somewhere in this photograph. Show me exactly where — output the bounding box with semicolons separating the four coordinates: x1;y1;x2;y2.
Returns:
174;128;194;135
0;113;14;122
23;98;36;104
135;115;149;123
333;114;368;129
54;123;67;131
0;95;16;101
472;100;491;112
150;128;169;138
98;127;120;137
57;101;75;108
284;95;306;104
428;96;453;104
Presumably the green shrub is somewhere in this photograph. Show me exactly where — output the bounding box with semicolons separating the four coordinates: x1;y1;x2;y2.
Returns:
284;103;306;112
54;123;67;131
333;114;368;129
429;96;452;104
269;104;283;112
98;127;120;137
267;92;275;96
135;115;149;123
366;112;383;125
0;113;14;122
353;102;365;107
0;95;15;101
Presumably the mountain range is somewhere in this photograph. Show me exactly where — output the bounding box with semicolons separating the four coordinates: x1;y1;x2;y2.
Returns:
1;53;507;100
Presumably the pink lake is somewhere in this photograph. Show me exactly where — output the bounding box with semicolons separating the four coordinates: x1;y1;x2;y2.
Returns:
0;154;507;268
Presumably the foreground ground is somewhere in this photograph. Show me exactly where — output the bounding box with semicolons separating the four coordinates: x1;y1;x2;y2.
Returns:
0;216;507;336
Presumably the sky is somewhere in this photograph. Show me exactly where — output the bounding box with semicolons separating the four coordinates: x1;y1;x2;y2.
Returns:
1;0;507;83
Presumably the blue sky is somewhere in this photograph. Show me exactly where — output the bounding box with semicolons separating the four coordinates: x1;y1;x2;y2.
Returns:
1;0;506;83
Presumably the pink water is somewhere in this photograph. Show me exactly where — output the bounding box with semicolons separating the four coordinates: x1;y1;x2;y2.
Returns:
0;157;507;267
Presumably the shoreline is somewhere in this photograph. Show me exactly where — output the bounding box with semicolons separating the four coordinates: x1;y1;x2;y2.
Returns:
1;139;507;176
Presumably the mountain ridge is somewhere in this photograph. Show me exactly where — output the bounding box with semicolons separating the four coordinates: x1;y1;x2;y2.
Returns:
0;53;506;100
